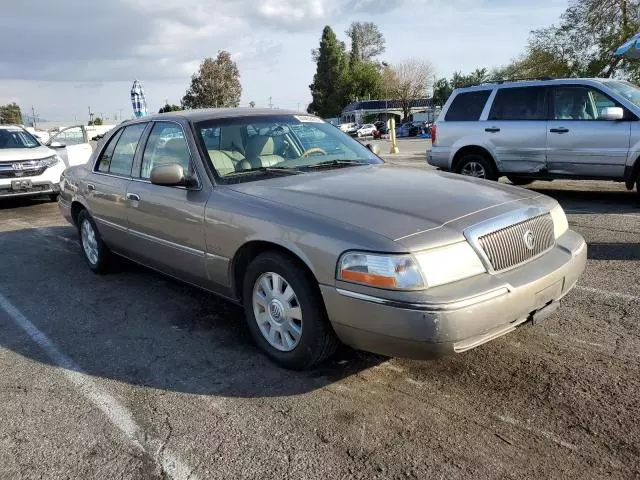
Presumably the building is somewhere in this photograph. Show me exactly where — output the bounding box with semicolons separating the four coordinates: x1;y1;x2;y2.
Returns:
341;98;436;124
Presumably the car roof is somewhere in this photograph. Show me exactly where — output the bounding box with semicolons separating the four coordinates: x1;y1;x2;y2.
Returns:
124;107;305;125
0;124;26;130
453;78;614;93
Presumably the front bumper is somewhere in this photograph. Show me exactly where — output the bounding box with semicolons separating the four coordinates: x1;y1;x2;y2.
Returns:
0;181;60;198
321;230;587;359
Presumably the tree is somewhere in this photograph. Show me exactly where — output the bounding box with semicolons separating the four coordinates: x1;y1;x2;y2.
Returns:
0;103;23;124
341;60;385;104
386;59;435;120
308;26;349;117
181;51;242;109
432;78;452;107
249;101;256;108
158;103;181;113
345;22;386;63
504;0;640;81
89;117;103;126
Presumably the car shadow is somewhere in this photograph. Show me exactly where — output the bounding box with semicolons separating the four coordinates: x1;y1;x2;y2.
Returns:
528;185;640;214
587;242;640;261
0;225;385;399
0;196;54;209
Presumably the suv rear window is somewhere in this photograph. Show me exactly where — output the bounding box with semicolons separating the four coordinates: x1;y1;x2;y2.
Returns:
445;90;491;121
489;87;548;120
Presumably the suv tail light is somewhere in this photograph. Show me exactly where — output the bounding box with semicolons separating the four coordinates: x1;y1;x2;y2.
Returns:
431;124;437;145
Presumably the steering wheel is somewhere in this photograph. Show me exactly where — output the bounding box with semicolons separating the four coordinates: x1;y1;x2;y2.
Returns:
301;147;327;158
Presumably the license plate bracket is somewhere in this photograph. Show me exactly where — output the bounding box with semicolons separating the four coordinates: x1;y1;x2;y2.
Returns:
11;179;32;191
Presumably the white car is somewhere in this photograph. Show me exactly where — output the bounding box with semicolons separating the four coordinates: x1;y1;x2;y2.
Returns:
0;125;65;201
356;124;377;137
46;125;94;167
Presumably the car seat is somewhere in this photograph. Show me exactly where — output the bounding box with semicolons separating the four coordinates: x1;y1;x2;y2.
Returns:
245;135;283;168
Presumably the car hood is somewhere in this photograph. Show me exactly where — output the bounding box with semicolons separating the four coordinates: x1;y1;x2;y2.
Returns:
0;146;55;162
228;164;542;242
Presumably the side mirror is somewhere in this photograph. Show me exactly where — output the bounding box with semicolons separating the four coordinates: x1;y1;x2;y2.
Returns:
49;141;66;148
366;143;381;155
150;164;186;186
601;107;624;121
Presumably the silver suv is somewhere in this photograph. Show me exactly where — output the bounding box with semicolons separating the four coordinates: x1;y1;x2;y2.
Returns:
428;78;640;195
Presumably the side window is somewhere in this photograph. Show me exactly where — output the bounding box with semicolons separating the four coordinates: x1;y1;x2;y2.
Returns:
140;122;191;179
445;90;491;121
108;123;147;176
553;86;621;120
97;129;123;173
53;126;85;146
489;87;548;120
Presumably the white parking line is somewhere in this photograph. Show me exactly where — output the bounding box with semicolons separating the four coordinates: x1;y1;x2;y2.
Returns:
495;414;577;451
0;292;198;480
575;286;640;303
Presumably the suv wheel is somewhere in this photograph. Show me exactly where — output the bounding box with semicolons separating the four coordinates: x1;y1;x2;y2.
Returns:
507;176;535;186
456;154;497;181
243;252;339;370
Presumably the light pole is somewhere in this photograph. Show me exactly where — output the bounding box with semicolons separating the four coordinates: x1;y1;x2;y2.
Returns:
381;61;398;154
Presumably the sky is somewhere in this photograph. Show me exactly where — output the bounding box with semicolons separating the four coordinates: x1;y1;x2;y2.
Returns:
0;0;569;122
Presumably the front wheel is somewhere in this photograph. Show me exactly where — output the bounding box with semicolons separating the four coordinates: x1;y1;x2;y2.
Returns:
456;154;498;181
242;252;339;370
507;176;535;186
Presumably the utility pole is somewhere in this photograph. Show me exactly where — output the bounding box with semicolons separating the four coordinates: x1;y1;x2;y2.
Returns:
268;96;273;109
118;109;123;122
297;102;301;111
88;106;92;125
31;106;37;128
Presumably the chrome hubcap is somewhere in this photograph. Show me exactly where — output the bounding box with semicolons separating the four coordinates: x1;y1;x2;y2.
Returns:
461;161;486;178
80;219;99;265
252;272;302;352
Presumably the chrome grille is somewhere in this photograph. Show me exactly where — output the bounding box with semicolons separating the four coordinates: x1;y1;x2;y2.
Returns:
0;160;47;178
478;214;554;271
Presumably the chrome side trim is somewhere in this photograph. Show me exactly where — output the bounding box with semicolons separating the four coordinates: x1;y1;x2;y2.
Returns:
463;205;551;273
335;287;509;312
205;252;230;262
128;228;205;256
94;217;127;232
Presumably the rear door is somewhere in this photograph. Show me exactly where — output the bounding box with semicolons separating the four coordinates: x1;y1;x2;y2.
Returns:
87;123;147;249
482;86;549;174
441;89;492;146
49;125;93;167
547;85;631;177
125;121;209;285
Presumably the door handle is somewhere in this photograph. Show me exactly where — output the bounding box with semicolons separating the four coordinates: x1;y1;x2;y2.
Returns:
126;193;141;201
484;127;500;133
550;127;569;134
87;183;95;191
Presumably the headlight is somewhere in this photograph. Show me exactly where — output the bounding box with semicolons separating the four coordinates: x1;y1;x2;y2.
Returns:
415;242;485;288
337;243;486;290
549;204;568;238
337;252;425;290
42;155;60;167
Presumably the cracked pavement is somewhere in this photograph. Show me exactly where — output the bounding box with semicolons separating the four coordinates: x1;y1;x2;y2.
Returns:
0;165;639;479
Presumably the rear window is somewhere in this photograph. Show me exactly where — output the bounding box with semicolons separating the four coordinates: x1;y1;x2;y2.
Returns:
445;90;491;121
489;87;548;120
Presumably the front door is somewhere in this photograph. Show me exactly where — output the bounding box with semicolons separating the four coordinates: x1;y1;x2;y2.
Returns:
88;123;147;249
125;121;209;286
49;125;93;166
482;86;549;174
547;85;631;177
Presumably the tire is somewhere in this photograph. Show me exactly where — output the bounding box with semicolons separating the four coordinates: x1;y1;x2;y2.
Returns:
242;251;339;370
77;210;111;274
507;176;535;186
456;153;498;181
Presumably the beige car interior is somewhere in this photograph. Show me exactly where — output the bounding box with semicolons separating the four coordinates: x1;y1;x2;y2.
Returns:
206;125;288;176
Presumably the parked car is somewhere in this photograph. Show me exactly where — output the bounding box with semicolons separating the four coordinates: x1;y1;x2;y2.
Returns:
46;124;94;167
429;78;640;194
59;109;586;369
0;125;64;201
396;122;420;137
373;121;388;134
355;124;377;138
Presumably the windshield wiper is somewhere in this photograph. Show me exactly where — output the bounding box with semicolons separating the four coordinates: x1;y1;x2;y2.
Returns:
224;166;302;177
298;159;366;170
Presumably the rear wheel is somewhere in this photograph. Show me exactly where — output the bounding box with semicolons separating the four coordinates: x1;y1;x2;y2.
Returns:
456;153;498;181
507;176;535;186
242;251;339;370
77;210;111;274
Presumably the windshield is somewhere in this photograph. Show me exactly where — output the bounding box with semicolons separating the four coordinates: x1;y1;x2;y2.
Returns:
195;114;383;182
605;80;640;108
0;128;40;149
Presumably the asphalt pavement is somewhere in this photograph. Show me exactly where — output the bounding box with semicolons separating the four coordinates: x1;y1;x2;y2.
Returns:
0;163;639;479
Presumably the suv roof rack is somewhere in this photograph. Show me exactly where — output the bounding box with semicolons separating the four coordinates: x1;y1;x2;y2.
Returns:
464;76;556;88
